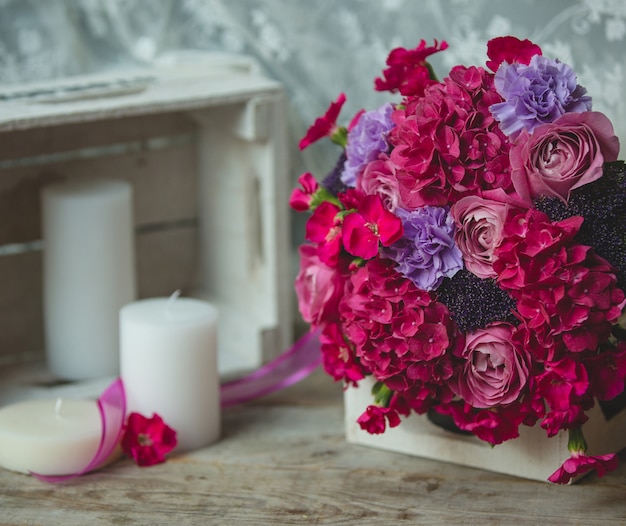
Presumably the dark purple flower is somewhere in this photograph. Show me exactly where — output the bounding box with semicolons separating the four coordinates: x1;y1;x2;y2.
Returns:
490;55;592;139
341;103;395;187
382;206;463;291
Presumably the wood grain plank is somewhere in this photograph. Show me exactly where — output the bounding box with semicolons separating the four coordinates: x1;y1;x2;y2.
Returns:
0;371;625;525
0;144;197;246
0;112;196;161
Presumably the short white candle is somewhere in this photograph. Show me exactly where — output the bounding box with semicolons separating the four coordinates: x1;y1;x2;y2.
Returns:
42;178;137;380
0;399;101;476
120;295;220;452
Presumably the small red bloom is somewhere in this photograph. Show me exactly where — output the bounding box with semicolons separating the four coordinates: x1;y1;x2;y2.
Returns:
299;93;347;150
375;39;448;97
486;36;542;72
289;172;319;211
357;404;401;434
320;323;365;385
342;194;403;260
548;452;619;484
121;412;177;467
305;201;344;267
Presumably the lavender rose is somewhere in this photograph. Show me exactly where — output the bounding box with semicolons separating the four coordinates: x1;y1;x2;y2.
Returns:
451;194;512;279
382;206;463;291
452;324;530;408
295;244;344;326
490;54;592;139
341;103;395;187
510;111;620;204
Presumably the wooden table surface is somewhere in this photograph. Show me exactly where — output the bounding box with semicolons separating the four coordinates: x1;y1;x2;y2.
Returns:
1;368;625;525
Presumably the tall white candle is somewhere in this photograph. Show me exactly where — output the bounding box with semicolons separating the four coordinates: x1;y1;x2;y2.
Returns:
42;178;137;380
0;399;101;475
120;295;220;452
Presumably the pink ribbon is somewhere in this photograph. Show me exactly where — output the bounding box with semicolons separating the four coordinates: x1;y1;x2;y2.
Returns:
31;377;126;483
32;329;321;482
220;328;322;407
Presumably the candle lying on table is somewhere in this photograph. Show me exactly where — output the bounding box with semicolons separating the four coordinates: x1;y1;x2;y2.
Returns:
120;294;220;452
41;177;137;380
0;399;102;476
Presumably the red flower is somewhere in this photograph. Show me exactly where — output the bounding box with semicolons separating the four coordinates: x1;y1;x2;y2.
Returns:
121;412;177;467
299;93;347;150
548;452;618;484
375;39;448;97
357;405;401;434
289;172;319;211
320;323;365;386
485;36;542;72
342;194;403;259
305;201;344;267
586;341;626;401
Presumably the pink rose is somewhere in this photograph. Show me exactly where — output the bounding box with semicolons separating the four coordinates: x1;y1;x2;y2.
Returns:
357;158;402;212
451;192;516;279
452;324;531;408
510;111;620;204
294;244;344;326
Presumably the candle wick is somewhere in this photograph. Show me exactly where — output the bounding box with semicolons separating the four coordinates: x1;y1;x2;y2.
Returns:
55;398;63;419
168;290;182;305
165;290;182;320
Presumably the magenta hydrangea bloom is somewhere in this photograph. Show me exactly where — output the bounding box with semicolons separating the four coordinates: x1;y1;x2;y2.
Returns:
490;55;592;139
382;206;463;291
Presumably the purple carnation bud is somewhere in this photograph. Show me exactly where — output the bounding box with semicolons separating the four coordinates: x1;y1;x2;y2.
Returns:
382;206;463;291
341;103;395;187
490;55;592;138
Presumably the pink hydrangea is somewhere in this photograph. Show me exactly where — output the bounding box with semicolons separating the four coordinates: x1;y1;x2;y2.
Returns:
339;258;460;410
388;65;513;208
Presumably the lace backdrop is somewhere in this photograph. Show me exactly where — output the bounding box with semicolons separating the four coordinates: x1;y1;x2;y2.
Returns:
2;0;625;244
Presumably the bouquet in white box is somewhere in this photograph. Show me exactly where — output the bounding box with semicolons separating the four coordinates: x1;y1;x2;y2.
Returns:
291;36;626;483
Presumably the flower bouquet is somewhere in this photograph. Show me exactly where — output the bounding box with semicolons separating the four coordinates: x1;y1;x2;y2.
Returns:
291;36;626;483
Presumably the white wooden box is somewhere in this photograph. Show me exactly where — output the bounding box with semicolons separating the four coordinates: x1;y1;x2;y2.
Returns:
0;52;292;401
345;376;626;482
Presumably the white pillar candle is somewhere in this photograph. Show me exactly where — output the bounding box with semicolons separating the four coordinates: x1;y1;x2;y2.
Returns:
0;399;101;475
42;178;137;380
120;295;220;452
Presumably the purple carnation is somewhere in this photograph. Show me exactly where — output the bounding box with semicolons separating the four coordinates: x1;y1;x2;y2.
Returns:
490;54;592;139
382;206;463;291
341;103;395;187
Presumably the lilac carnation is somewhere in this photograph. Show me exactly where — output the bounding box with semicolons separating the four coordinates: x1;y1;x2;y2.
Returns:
490;54;592;139
382;206;463;291
341;103;395;187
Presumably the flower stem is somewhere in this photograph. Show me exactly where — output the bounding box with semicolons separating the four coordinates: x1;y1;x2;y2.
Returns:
567;427;588;455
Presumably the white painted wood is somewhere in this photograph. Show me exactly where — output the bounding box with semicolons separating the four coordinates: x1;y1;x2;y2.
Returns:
0;51;292;379
345;375;626;482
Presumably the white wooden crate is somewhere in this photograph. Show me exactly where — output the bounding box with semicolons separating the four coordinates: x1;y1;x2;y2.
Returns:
345;376;626;482
0;52;292;400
